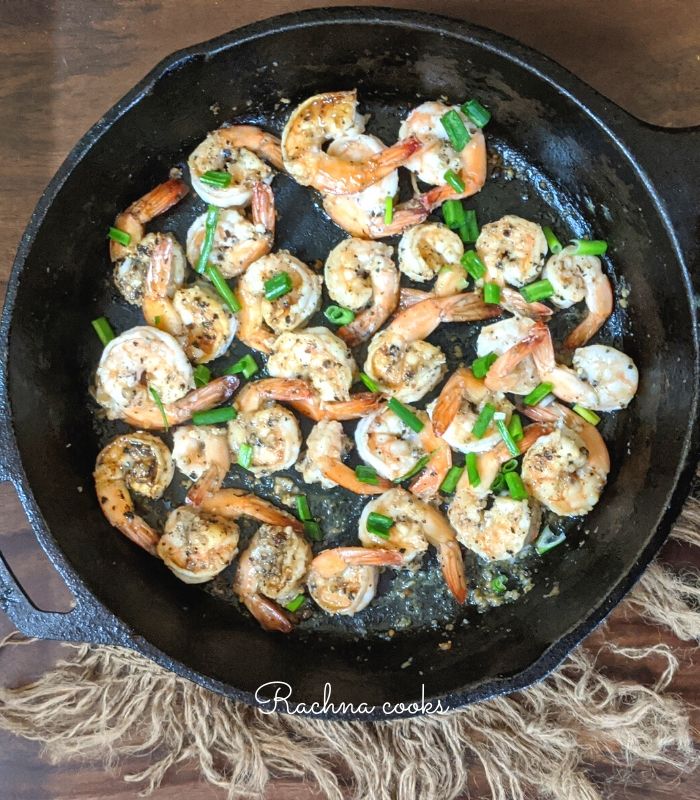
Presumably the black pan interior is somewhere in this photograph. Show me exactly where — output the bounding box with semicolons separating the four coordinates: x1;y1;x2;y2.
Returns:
6;18;697;709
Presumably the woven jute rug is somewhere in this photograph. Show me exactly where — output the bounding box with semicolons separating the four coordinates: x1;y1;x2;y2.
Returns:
0;478;698;800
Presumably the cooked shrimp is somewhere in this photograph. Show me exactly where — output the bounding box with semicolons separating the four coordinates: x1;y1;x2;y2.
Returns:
94;432;173;555
172;425;231;505
188;125;283;206
521;402;610;516
237;251;322;353
307;547;403;616
186;183;275;279
234;525;313;632
359;488;467;604
157;506;240;584
282;90;421;194
398;101;487;209
398;222;464;285
448;425;549;561
478;317;539;395
267;327;356;403
114;232;186;306
364;292;500;402
198;488;303;532
476;215;547;288
542;246;613;348
324;238;399;346
429;367;514;453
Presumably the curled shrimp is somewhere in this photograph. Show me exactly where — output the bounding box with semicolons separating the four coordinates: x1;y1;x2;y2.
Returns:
172;425;231;505
114;232;186;307
364;292;500;402
542;245;613;348
234;525;312;632
359;488;467;604
307;547;403;616
281;90;421;194
238;251;322;353
398;222;464;284
188;125;283;206
324;238;399;346
186;183;276;278
94;432;173;555
476;215;548;288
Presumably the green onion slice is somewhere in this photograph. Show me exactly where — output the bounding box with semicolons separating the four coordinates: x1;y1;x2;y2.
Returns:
324;305;356;326
459;209;479;243
461;250;486;280
505;471;528;501
490;574;507;594
439;465;464;494
355;465;380;485
359;372;380;393
508;413;524;442
264;271;293;301
200;169;232;188
193;364;211;388
471;352;497;379
572;404;601;426
472;402;496;439
394;453;431;483
196;205;220;274
483;282;501;305
490;472;506;494
465;452;480;487
108;226;131;246
366;511;394;538
296;495;313;521
461;98;491;128
388;398;424;433
523;382;553;406
148;385;169;431
224;354;258;380
440;109;471;151
304;520;323;540
91;316;115;346
571;239;608;256
205;263;241;313
442;198;466;230
284;594;306;613
496;419;520;457
444;169;465;193
535;525;566;555
542;226;563;254
501;458;519;473
384;195;394;225
192;406;237;425
237;442;253;469
520;279;554;303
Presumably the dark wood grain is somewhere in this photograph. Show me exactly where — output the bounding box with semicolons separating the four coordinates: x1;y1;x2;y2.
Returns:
0;1;698;798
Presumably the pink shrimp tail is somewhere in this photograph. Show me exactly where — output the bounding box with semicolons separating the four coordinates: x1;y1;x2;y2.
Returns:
252;181;276;234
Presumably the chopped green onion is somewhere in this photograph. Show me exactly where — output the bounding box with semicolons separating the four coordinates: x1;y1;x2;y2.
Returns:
366;511;394;538
264;271;293;301
571;239;607;256
508;413;524;442
523;382;554;406
196;205;219;274
440;109;471;151
573;404;601;426
465;452;480;487
472;402;496;439
542;226;563;254
490;574;507;594
206;263;241;313
440;466;464;494
199;169;232;188
505;471;528;500
238;442;253;469
192;406;237;425
384;195;394;225
154;315;162;327
496;419;520;457
461;250;486;280
148;385;169;431
107;226;131;247
444;169;465;193
295;495;312;521
359;372;380;393
459;209;479;243
520;279;554;303
442;199;466;230
224;354;258;380
355;465;379;485
461;98;491;128
304;520;322;540
394;453;431;483
91;316;115;346
284;594;306;613
193;364;211;388
535;526;566;555
483;282;501;304
490;472;506;493
324;305;356;326
471;352;497;379
388;397;424;433
501;458;519;473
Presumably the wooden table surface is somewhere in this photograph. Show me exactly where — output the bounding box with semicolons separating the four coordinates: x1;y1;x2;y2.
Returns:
0;1;698;798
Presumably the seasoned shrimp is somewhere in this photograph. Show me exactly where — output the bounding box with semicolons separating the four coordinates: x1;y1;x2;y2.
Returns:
238;251;322;353
322;133;427;238
307;547;403;616
542;246;613;348
364;292;500;402
281;90;421;194
188;125;283;206
359;488;467;604
324;238;399;346
228;379;305;476
267;327;356;403
478;317;539;395
398;101;487;209
172;425;231;505
94;432;173;555
429;367;514;453
476;215;547;288
521;402;610;516
186;183;276;279
157;506;240;584
234;525;312;632
114;232;186;307
398;223;464;284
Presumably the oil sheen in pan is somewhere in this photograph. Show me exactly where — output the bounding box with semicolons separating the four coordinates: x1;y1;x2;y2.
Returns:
89;95;630;642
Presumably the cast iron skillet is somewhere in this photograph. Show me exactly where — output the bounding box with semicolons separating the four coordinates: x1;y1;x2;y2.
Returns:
0;8;698;720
